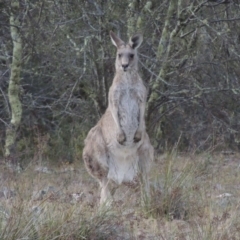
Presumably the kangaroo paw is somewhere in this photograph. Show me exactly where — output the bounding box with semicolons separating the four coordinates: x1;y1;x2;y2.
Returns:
117;131;126;145
134;130;142;143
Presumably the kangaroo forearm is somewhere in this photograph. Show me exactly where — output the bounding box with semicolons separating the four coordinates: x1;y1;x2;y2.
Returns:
111;108;121;130
138;104;146;130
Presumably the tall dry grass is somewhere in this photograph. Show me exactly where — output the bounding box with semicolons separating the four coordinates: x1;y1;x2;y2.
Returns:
0;151;239;239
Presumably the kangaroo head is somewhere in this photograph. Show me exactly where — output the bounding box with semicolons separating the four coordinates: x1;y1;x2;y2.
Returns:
110;31;143;72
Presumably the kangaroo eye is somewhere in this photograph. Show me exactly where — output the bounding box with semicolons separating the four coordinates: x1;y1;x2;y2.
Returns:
129;54;134;59
118;54;122;58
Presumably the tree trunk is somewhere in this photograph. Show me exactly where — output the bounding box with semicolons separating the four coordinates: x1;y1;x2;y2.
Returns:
146;0;179;149
4;1;23;167
127;0;138;37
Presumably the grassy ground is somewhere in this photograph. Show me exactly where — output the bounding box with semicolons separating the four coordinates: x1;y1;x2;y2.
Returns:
0;152;239;239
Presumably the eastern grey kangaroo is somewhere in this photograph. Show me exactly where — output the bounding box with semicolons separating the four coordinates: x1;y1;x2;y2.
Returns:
83;31;154;205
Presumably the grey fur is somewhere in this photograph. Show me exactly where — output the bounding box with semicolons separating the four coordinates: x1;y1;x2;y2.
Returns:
83;31;154;205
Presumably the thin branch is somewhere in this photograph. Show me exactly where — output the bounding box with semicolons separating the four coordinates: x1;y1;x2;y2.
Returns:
210;17;240;22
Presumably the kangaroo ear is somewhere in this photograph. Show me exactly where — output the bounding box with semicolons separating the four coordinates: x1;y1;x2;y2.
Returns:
110;31;124;48
129;34;143;49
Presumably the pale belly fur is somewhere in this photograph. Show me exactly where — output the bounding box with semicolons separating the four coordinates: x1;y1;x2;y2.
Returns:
107;146;139;184
107;86;141;184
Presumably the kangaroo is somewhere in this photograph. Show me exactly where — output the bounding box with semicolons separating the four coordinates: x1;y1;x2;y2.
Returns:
83;31;154;205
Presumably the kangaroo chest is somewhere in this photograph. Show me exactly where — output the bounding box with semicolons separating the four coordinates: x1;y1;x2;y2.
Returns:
117;81;145;130
119;86;139;116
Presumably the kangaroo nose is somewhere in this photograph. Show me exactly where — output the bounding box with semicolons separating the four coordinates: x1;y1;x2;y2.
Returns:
122;64;128;71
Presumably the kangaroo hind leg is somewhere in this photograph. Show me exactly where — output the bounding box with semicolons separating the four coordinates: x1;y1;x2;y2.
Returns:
83;125;111;205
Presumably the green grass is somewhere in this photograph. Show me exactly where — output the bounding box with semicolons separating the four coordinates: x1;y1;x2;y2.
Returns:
0;152;239;239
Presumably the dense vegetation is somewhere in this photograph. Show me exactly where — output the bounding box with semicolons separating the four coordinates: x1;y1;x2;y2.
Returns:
1;0;240;164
